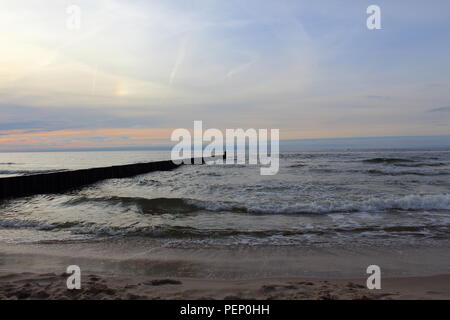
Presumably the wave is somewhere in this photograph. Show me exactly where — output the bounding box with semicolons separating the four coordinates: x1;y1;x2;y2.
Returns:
309;168;336;173
0;162;17;165
187;194;450;215
362;158;414;164
289;163;307;168
64;194;450;216
0;169;66;175
0;219;79;230
1;217;446;240
306;167;448;176
366;169;448;176
66;196;200;214
393;162;448;168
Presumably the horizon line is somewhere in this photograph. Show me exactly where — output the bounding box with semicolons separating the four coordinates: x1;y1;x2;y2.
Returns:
1;135;449;153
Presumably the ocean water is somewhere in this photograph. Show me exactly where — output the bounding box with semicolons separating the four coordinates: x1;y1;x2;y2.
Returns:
0;149;449;247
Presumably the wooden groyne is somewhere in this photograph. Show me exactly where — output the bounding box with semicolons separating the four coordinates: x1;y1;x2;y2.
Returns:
0;156;216;201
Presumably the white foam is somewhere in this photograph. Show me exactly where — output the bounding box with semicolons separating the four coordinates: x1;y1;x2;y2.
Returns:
187;194;450;214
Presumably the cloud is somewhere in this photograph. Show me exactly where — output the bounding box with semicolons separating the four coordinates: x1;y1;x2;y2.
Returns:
169;36;190;85
428;106;450;112
0;127;175;152
366;95;392;100
1;0;450;150
0;105;164;131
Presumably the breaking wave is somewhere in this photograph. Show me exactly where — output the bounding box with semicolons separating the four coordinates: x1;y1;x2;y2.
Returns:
0;218;447;240
64;194;450;215
65;196;201;214
188;194;450;214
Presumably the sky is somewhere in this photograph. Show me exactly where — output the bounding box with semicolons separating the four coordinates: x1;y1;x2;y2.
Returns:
0;0;449;151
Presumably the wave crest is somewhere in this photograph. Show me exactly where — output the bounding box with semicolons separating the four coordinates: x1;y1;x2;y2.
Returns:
65;194;450;215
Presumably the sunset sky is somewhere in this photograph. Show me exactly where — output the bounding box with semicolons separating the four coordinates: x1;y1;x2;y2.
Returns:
1;0;449;151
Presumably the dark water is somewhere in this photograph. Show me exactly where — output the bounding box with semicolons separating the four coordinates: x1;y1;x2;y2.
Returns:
0;150;449;246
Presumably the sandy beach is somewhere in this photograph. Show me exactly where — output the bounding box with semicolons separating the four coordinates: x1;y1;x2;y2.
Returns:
1;239;449;300
1;271;449;300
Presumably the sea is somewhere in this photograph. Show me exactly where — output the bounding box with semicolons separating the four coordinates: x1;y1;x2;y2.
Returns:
1;149;449;248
